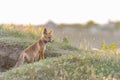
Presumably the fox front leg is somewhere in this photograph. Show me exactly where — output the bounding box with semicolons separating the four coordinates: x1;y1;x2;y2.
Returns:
34;52;40;61
40;50;45;59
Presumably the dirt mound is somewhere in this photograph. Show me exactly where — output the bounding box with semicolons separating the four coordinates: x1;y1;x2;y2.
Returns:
0;42;24;72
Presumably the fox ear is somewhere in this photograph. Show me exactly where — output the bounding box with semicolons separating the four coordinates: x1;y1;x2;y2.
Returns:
43;28;47;34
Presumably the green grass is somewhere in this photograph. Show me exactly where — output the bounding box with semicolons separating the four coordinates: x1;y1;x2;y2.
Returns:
0;26;40;39
0;26;40;47
1;53;120;80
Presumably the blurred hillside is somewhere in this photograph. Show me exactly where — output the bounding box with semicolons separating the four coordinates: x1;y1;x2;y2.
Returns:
45;20;120;49
1;20;120;49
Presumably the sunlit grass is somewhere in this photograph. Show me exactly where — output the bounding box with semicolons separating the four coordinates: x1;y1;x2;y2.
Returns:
1;23;44;39
1;52;120;80
0;24;40;47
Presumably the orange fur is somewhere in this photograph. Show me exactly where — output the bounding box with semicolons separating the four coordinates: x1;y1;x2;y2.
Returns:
15;28;53;67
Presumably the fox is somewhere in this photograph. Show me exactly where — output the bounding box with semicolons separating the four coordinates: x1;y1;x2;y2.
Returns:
15;28;53;67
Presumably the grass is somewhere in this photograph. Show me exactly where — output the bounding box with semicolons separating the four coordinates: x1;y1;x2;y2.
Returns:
1;52;120;80
0;27;40;39
0;25;120;80
0;25;40;47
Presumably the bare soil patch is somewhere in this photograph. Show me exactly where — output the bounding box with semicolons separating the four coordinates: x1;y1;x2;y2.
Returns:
0;42;24;72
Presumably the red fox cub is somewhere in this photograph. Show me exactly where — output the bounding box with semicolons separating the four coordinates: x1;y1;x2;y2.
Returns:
15;28;53;67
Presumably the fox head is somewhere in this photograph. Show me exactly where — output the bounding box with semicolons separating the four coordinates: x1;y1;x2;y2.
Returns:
41;28;53;43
